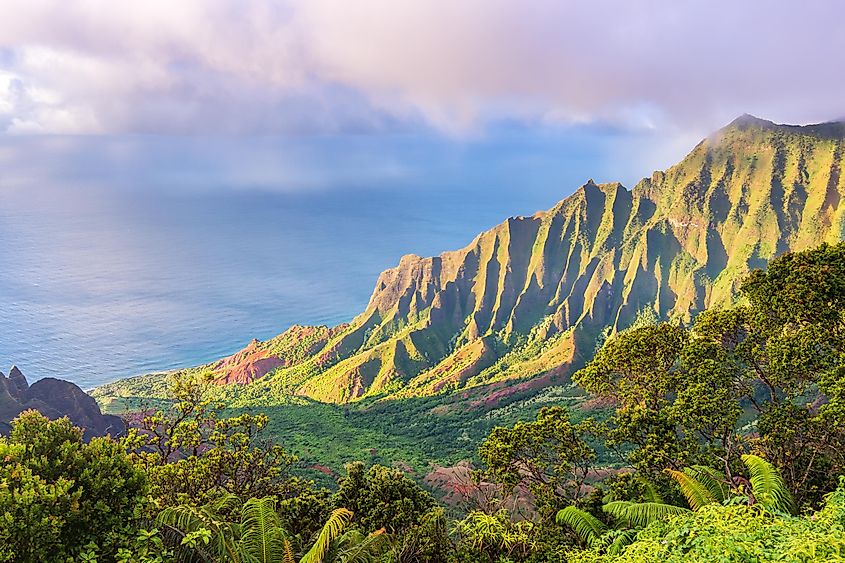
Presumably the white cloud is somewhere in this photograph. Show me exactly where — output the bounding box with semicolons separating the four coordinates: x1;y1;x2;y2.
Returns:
0;0;842;135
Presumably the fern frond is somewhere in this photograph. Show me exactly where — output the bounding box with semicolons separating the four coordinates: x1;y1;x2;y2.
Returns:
240;497;288;563
283;539;296;563
603;501;689;528
641;480;664;504
606;529;638;555
666;469;718;510
157;504;236;561
209;492;242;516
157;505;209;535
556;506;608;547
686;466;730;503
300;508;353;563
742;454;796;514
335;528;389;563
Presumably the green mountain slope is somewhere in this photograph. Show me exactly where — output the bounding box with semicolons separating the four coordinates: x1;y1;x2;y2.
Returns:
94;115;845;407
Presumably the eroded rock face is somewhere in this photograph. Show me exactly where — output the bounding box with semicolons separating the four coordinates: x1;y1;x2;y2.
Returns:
290;117;845;403
211;339;285;384
0;367;125;439
208;325;347;385
92;116;845;407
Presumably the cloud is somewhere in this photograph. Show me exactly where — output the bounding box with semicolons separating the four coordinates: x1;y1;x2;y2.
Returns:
0;0;843;135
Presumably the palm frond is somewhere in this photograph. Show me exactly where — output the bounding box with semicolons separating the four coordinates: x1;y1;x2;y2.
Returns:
742;454;796;514
239;497;288;563
300;508;354;563
666;469;718;511
686;466;730;503
603;501;689;528
606;529;639;556
334;528;389;563
283;539;296;563
556;506;608;547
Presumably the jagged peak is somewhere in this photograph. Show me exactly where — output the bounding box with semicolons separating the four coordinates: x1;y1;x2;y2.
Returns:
723;113;776;131
716;113;845;139
8;365;28;391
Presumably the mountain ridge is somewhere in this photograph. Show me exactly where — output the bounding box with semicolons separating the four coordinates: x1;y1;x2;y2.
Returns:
94;115;845;407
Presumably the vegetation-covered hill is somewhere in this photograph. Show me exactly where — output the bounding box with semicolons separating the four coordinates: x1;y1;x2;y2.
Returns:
95;115;845;409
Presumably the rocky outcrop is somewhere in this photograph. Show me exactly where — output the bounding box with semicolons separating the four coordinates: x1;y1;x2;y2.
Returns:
211;339;286;384
208;324;348;385
0;367;125;439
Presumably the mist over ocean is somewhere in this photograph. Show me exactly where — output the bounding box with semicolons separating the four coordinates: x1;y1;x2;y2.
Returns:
0;130;677;388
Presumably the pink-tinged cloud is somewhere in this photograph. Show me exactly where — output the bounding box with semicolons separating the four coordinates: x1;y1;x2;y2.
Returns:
0;0;843;135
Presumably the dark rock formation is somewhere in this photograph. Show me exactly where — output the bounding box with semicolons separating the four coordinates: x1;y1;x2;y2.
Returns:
0;367;125;439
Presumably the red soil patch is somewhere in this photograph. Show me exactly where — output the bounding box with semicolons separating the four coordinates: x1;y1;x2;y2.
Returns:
424;462;535;514
211;339;284;385
579;395;618;411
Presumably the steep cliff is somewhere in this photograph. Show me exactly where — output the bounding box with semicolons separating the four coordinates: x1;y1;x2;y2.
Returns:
96;116;845;405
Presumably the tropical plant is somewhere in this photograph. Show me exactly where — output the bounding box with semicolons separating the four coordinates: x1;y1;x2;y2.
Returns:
452;510;536;562
666;454;795;514
566;478;845;563
157;494;387;563
126;372;303;508
558;454;795;555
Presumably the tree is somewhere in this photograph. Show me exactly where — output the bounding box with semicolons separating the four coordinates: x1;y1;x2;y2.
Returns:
574;244;845;506
0;411;147;562
388;507;454;563
127;371;304;507
692;242;845;506
333;462;436;535
477;406;596;516
574;324;711;475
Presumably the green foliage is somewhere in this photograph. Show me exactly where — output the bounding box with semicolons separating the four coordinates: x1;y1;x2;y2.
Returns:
601;501;689;529
741;453;795;514
0;411;148;563
664;468;721;510
452;510;536;562
478;406;596;515
159;496;387;563
566;478;845;562
126;372;305;507
556;506;608;548
299;508;353;563
333;462;436;535
389;507;454;563
277;487;333;550
571;243;845;509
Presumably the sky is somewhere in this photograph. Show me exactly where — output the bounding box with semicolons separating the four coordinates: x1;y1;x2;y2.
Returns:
0;1;843;198
1;0;843;138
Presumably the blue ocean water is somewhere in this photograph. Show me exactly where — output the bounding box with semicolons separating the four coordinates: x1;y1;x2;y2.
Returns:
0;130;679;388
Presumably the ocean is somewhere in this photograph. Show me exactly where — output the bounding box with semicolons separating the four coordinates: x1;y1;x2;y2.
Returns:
0;130;676;388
